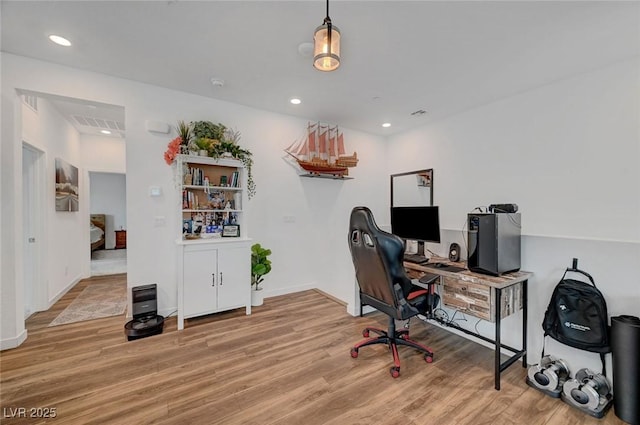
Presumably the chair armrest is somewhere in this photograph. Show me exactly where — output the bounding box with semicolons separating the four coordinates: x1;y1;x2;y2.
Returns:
418;273;440;285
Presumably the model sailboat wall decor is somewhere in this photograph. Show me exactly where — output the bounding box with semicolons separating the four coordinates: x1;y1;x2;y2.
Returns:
285;122;358;177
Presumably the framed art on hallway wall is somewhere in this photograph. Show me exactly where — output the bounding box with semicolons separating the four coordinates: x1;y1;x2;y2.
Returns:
55;157;79;212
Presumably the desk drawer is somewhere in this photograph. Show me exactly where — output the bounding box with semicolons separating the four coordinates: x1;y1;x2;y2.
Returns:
441;277;523;322
442;277;491;321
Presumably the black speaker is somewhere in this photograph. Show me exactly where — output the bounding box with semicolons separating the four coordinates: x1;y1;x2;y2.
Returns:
448;243;460;262
132;284;157;320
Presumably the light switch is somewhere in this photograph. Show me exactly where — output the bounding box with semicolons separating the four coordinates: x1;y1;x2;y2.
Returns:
149;186;162;197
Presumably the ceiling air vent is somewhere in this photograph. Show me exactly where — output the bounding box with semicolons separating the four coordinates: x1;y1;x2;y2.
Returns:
72;115;125;131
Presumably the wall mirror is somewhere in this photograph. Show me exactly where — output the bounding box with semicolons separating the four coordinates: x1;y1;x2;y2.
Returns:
390;169;433;207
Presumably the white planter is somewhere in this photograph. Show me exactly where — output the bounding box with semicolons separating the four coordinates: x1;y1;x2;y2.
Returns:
251;288;264;306
199;150;208;156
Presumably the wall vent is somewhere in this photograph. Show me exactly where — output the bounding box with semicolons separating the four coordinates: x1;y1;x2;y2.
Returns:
22;94;38;112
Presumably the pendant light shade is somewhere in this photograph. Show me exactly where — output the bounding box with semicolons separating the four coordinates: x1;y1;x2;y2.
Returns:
313;0;340;71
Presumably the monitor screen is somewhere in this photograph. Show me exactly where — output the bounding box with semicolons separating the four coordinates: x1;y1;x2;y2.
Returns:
390;206;441;244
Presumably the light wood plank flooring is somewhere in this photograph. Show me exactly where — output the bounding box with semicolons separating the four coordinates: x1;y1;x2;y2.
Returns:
0;274;626;424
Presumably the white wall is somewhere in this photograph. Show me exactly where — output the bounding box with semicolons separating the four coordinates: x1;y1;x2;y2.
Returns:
80;133;126;174
89;172;126;249
1;53;388;348
388;59;640;241
1;84;25;348
387;59;640;376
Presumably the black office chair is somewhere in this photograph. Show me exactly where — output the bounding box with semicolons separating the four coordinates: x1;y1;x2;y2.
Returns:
348;206;436;378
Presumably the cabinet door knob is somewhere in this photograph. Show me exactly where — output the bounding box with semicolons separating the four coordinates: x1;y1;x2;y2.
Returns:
212;273;215;286
220;272;223;285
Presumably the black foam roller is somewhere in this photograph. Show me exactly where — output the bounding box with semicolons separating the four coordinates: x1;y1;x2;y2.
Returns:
612;315;640;425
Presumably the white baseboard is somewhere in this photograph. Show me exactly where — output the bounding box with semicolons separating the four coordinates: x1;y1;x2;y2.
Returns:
346;303;375;317
153;283;321;324
47;275;82;310
0;329;27;351
264;282;316;299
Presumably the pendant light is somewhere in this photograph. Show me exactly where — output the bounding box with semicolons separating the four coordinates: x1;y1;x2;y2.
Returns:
313;0;341;71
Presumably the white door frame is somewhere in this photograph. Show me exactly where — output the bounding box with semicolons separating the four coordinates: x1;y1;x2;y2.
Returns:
21;142;48;315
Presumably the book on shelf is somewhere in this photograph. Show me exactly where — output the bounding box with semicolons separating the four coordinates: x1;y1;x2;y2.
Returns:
182;190;198;209
186;167;205;186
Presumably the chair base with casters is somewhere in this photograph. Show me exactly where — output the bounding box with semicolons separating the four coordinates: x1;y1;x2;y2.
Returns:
350;316;434;378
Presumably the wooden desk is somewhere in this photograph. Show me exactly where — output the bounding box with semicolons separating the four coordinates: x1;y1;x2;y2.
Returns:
404;259;532;390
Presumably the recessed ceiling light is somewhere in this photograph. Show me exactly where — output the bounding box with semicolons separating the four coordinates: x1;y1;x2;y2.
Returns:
382;123;391;128
290;98;302;105
100;130;112;135
49;35;71;47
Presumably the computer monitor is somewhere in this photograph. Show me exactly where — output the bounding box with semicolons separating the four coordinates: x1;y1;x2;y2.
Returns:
390;206;441;256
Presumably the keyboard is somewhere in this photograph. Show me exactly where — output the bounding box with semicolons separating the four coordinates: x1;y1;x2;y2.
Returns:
404;254;429;264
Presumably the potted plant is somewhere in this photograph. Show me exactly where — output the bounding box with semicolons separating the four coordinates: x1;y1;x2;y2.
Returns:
251;243;272;306
175;120;193;154
193;138;212;156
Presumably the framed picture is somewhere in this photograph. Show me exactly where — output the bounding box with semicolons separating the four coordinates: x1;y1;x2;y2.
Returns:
55;158;79;211
222;224;240;237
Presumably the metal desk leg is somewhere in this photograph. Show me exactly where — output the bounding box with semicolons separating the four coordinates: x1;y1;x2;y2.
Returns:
522;279;528;367
495;287;502;390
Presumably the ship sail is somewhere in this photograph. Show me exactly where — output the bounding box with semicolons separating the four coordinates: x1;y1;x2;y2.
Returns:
285;122;358;177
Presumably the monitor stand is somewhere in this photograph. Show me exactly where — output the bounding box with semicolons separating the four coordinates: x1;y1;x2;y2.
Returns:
416;241;425;257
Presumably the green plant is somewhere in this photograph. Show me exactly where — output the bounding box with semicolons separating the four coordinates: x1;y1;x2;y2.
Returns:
251;243;272;289
194;138;212;151
192;120;226;141
175;120;192;146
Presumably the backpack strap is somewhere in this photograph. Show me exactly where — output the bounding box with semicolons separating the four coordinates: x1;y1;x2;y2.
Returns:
562;267;597;288
544;334;607;375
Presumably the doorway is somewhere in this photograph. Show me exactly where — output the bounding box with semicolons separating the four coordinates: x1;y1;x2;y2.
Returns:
89;171;127;276
22;143;46;318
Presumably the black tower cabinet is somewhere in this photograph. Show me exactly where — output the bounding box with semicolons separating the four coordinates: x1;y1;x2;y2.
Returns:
468;213;521;276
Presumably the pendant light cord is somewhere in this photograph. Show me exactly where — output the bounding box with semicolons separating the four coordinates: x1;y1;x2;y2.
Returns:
324;0;331;24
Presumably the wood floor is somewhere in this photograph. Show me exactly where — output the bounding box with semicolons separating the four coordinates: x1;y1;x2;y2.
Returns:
0;274;627;425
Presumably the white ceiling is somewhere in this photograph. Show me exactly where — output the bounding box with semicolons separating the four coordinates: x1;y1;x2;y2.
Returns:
2;1;638;136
